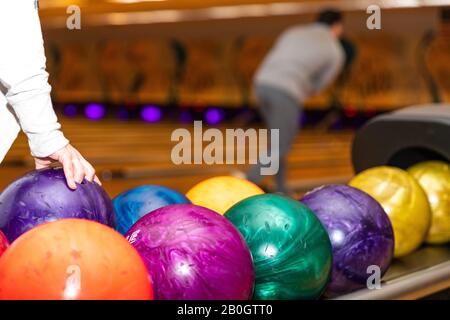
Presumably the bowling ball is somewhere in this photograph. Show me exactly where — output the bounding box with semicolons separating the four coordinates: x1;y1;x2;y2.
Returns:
186;176;264;215
350;166;431;257
408;161;450;244
0;231;8;257
225;194;332;300
301;185;394;297
125;204;254;300
113;185;190;235
0;219;153;300
0;168;116;242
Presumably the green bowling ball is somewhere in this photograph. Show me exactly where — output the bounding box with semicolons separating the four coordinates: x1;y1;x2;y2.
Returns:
225;194;332;300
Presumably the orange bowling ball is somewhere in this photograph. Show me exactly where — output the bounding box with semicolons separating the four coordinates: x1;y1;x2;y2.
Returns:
0;219;153;300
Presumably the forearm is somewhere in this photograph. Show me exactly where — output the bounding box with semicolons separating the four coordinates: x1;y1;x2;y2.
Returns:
6;74;69;158
313;50;344;94
313;65;340;94
0;96;21;163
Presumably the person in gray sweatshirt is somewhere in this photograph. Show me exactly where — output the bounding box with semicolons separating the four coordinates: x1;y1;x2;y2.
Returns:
247;9;345;193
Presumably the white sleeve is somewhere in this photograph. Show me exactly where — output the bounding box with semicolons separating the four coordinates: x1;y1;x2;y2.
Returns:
0;94;21;164
0;0;69;158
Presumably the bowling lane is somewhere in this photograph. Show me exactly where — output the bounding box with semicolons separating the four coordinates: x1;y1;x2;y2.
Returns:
0;118;355;196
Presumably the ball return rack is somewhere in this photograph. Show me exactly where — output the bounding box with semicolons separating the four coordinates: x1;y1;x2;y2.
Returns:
335;105;450;299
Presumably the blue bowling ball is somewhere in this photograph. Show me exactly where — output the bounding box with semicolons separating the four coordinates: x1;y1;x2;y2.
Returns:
113;185;190;234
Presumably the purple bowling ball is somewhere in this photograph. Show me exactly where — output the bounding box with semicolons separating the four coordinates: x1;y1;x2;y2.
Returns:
125;204;254;300
301;185;394;297
0;168;115;242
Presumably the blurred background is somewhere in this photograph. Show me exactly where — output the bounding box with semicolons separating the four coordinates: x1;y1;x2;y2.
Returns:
2;0;450;196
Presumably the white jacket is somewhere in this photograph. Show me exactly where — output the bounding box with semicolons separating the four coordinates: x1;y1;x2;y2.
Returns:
0;0;68;163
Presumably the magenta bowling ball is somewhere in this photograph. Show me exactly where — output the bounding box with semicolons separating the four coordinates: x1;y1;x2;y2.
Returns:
125;204;254;300
0;168;115;242
301;185;394;297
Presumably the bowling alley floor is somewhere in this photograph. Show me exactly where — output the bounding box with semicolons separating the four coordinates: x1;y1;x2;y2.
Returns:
1;117;449;300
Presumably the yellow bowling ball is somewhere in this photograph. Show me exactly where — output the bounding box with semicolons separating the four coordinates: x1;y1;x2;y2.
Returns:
349;166;431;257
408;161;450;244
186;176;264;215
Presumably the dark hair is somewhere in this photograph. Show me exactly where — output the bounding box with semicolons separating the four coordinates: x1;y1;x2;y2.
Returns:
317;9;342;26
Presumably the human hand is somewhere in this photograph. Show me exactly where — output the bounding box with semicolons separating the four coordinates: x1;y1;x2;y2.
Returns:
34;144;101;190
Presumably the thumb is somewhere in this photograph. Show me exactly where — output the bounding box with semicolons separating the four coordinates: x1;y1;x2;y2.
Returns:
35;158;53;170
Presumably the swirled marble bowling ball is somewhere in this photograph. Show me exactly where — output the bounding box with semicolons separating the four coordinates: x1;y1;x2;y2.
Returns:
113;185;190;234
125;204;254;300
350;166;431;257
0;168;116;242
301;185;394;297
0;219;153;300
0;231;8;257
186;176;264;215
225;194;332;300
408;161;450;244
